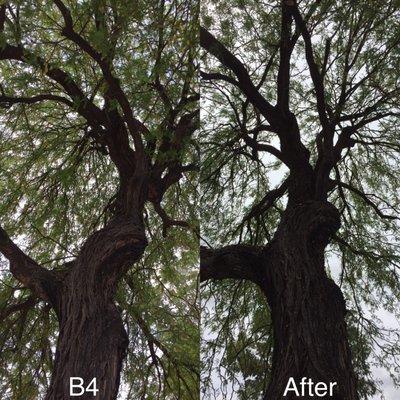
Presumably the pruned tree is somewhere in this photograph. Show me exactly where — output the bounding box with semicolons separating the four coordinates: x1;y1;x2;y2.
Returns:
200;1;400;399
0;1;198;399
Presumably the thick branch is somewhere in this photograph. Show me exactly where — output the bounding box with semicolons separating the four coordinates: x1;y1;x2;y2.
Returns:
0;226;61;303
200;26;280;129
200;244;264;285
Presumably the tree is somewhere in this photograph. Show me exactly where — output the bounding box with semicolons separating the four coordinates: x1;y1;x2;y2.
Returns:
0;1;199;399
200;1;400;399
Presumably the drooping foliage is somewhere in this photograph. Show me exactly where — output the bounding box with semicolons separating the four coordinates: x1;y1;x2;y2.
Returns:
200;0;400;398
0;0;199;398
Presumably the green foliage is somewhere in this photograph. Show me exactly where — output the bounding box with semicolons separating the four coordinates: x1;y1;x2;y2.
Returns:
201;280;273;400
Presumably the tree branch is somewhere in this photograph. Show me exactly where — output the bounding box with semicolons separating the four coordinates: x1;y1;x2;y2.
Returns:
290;2;330;131
152;202;194;238
201;25;314;176
0;44;106;127
0;4;6;32
0;295;37;320
0;41;141;192
200;26;280;129
0;225;61;303
277;1;294;113
333;235;387;261
237;179;289;231
237;128;285;163
332;180;398;220
200;70;240;87
151;109;199;199
53;0;146;158
0;93;73;108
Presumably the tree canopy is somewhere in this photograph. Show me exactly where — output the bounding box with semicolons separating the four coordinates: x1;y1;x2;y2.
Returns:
0;0;199;398
200;0;400;398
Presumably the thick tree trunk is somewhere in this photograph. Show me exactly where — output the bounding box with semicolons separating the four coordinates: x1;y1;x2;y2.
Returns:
45;216;147;400
261;201;358;400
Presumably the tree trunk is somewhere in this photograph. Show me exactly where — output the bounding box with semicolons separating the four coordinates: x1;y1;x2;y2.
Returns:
261;201;358;400
45;216;147;400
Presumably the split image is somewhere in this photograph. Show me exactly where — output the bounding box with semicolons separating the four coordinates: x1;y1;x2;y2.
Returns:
0;1;399;399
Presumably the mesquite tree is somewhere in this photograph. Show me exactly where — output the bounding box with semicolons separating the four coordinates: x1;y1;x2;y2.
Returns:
0;1;198;399
200;1;400;399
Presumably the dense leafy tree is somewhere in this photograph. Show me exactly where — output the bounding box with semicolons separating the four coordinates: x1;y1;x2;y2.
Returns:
0;1;199;399
200;1;400;399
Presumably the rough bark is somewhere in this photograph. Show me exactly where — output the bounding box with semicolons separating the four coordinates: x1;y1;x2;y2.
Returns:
201;201;359;400
261;201;358;400
45;215;147;400
200;244;264;284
